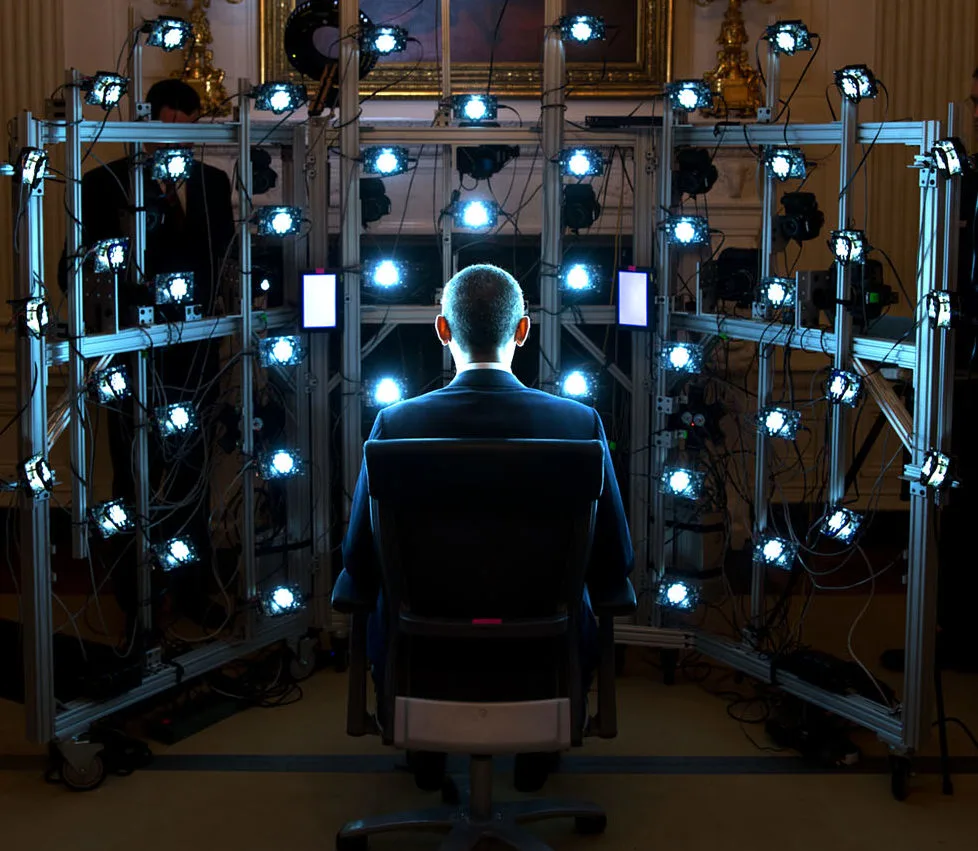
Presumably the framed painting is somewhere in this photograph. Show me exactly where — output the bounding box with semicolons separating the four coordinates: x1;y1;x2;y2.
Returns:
260;0;673;98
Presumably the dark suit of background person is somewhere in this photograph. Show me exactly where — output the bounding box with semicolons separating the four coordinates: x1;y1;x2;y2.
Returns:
340;264;635;789
58;80;234;633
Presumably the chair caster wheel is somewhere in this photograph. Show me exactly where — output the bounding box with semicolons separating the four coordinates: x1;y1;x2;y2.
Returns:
335;833;367;851
574;814;607;835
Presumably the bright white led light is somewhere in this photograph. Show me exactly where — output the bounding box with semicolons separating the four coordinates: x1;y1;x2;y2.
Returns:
841;78;858;99
108;371;127;395
373;260;400;287
107;503;128;527
762;539;784;561
674;220;696;243
271;211;295;235
677;88;699;110
568;151;592;176
273;586;295;609
668;469;691;493
269;89;292;112
272;338;295;363
771;155;791;179
169;406;190;430
829;375;845;396
562;371;590;397
167;155;187;178
375;150;399;174
666;583;688;605
776;31;796;52
373;378;403;406
764;410;786;434
570;20;593;41
669;345;691;369
462;201;490;228
169;539;190;562
169;277;189;300
374;32;397;53
109;244;126;267
163;27;183;50
463;98;487;121
104;84;123;106
767;281;787;305
566;264;591;290
271;451;295;476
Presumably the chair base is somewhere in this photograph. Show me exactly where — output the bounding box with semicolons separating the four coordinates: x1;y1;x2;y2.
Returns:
335;756;606;851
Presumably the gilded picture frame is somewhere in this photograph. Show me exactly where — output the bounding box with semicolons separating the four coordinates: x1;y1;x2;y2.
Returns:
260;0;673;98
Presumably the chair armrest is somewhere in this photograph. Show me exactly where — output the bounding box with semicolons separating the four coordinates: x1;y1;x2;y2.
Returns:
331;568;376;614
589;577;637;617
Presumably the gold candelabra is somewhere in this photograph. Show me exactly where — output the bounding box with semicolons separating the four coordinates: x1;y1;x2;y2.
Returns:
694;0;774;118
155;0;244;117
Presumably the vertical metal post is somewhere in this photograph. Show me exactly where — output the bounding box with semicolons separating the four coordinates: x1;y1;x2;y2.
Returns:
749;42;781;624
827;98;857;505
937;103;961;444
66;71;88;560
340;0;362;519
439;0;454;383
903;120;944;750
16;112;55;743
630;130;653;621
539;0;565;392
238;80;258;614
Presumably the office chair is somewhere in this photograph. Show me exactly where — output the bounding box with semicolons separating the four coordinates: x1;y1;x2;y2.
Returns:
332;438;637;851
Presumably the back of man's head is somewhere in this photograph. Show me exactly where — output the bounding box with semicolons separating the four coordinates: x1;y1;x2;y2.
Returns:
146;79;201;120
441;264;524;356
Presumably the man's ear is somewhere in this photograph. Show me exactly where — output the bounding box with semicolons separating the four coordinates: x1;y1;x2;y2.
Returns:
435;314;452;346
514;315;530;347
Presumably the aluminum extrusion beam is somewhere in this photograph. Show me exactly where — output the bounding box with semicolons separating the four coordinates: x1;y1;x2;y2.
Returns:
614;625;693;650
42;119;297;147
359;126;636;147
672;121;929;149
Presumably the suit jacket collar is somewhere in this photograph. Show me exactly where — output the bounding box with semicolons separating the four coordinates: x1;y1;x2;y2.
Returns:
448;369;524;390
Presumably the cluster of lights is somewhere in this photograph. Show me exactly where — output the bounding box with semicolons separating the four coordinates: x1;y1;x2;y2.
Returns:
365;259;404;289
758;277;795;311
151;148;193;182
821;506;863;543
659;341;703;374
920;450;951;489
663;215;710;247
560;147;604;178
453;94;498;123
362;146;409;176
155;402;198;437
561;263;601;292
829;229;869;265
825;368;862;407
932;137;970;177
92;238;129;273
83;72;128;109
753;534;798;571
758;406;801;440
259;335;306;367
24;298;49;338
253;206;302;237
926;291;956;329
764;147;807;181
154;272;194;305
656;577;699;611
361;24;408;55
453;198;499;231
17;148;48;190
560;370;595;401
154;536;198;571
91;365;131;404
834;65;878;103
660;466;705;500
370;377;405;407
258;449;304;480
763;20;813;56
143;16;193;52
261;583;305;617
558;14;605;43
20;453;54;498
665;80;713;111
90;499;135;538
252;82;308;114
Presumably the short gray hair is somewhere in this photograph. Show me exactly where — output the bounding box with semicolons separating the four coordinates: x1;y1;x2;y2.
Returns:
441;264;525;354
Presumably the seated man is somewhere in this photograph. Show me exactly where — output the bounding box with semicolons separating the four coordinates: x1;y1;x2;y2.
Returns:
341;264;634;790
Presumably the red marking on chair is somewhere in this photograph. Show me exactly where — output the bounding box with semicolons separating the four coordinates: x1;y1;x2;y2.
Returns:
472;618;502;624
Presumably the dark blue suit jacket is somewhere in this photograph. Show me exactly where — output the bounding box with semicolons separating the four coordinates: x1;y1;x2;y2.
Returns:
341;368;635;668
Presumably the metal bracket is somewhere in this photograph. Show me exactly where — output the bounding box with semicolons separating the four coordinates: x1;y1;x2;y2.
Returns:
134;102;151;120
655;394;686;414
653;431;677;449
918;167;938;188
756;107;773;124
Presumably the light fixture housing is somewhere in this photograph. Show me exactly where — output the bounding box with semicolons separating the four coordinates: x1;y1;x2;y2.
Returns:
664;215;710;247
154;271;195;305
20;453;54;498
91;365;131;404
834;65;878;103
753;535;798;570
370;377;405;407
253;206;302;237
560;147;605;178
360;178;392;227
258;448;305;480
656;577;700;611
259;335;306;367
821;506;863;543
16;147;48;190
559;14;605;43
560;263;601;293
759;276;796;309
453;198;499;231
559;369;596;401
763;20;813;56
920;450;951;489
826;368;862;407
758;406;801;440
457;145;520;181
155;402;198;437
364;259;404;289
829;229;870;265
90;499;135;538
151;148;193;182
659;341;704;373
933;137;970;177
665;80;713;111
143;16;193;52
452;94;498;123
926;291;957;329
362;145;409;176
261;583;305;617
361;24;408;55
252;82;308;114
778;191;825;244
660;466;705;500
92;237;129;273
83;72;129;109
764;147;807;181
562;184;601;231
24;298;49;338
154;536;198;571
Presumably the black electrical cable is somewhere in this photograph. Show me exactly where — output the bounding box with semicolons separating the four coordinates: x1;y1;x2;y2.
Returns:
485;0;513;96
